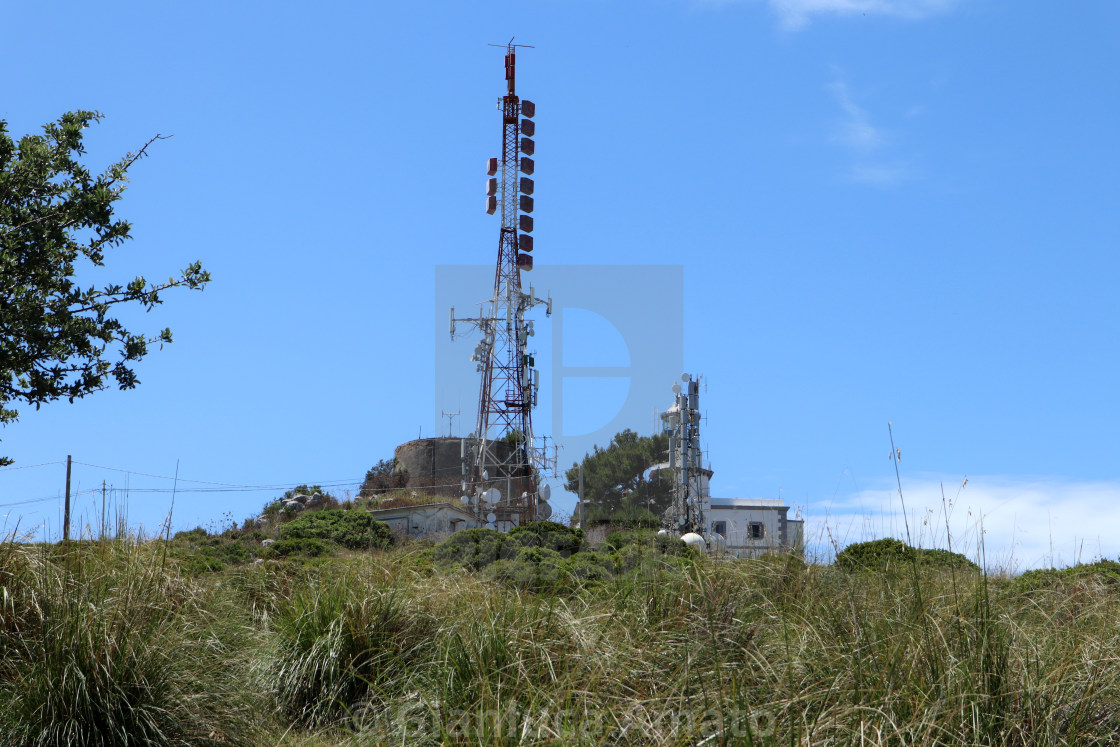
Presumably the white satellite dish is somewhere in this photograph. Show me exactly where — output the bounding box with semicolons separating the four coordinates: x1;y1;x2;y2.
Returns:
485;488;501;505
672;382;681;394
681;373;691;382
486;512;497;523
485;522;496;530
482;470;489;480
539;483;551;500
460;495;470;505
537;501;552;520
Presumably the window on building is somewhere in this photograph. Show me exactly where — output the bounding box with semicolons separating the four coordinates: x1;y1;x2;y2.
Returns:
711;521;727;537
748;522;764;540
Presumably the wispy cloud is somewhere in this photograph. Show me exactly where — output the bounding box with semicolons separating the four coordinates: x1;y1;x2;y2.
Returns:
806;474;1120;572
828;77;914;185
755;0;957;30
830;79;885;151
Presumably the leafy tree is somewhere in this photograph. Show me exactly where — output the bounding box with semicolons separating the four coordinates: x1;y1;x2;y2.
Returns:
564;429;673;521
0;111;210;464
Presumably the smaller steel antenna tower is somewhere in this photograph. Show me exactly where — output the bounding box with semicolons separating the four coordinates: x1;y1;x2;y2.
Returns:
449;41;554;529
661;374;710;535
442;410;460;436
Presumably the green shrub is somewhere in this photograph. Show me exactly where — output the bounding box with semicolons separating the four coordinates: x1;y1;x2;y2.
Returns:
508;521;584;556
559;553;615;586
430;528;525;570
1015;559;1120;592
278;509;391;550
835;538;979;572
604;528;658;551
264;537;331;559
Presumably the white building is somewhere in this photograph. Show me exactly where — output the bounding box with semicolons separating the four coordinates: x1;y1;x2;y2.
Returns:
367;502;481;540
707;497;803;558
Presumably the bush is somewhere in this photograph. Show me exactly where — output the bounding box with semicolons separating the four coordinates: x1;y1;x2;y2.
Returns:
559;553;615;586
263;538;331;559
835;538;978;572
278;509;392;550
508;521;584;556
1015;559;1120;592
431;528;525;570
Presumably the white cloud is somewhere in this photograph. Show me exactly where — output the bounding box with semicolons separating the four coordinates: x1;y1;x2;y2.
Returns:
830;79;884;151
828;77;914;186
761;0;957;30
806;475;1120;572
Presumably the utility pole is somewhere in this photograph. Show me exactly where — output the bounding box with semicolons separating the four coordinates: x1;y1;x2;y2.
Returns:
101;480;107;540
63;455;72;542
578;463;584;528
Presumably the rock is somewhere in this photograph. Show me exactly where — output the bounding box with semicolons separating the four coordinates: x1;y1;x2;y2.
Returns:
305;492;323;507
262;539;275;547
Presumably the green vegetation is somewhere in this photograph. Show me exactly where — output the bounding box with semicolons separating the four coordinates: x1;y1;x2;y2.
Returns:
3;519;1120;744
565;429;674;520
835;536;980;572
0;111;210;466
279;509;392;550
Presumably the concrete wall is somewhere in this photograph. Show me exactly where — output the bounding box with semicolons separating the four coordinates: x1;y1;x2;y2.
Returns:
368;502;480;540
393;437;535;517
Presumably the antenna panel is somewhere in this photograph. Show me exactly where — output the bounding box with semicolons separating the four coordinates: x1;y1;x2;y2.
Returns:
521;119;535;137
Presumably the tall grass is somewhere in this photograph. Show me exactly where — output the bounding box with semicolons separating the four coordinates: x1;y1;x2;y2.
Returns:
0;538;261;746
3;528;1120;744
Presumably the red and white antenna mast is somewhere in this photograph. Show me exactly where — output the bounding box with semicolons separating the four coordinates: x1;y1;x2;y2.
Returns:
450;42;554;528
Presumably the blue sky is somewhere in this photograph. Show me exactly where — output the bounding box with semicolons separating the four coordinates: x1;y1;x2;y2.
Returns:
1;1;1117;569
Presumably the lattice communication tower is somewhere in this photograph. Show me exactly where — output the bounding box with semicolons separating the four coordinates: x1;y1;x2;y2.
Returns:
450;42;555;528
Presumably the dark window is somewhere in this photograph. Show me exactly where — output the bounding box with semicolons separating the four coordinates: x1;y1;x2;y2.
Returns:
712;521;727;537
748;522;764;540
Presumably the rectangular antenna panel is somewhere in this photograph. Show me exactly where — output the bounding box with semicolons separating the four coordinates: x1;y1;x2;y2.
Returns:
521;119;535;137
520;138;535;156
519;177;534;195
485;195;497;215
519;215;534;232
521;100;535;117
518;234;533;252
487;157;498;176
520;157;534;175
517;253;534;271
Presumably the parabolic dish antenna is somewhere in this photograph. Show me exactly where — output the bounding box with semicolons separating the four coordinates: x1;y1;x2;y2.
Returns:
672;382;681;394
486;512;497;523
460;495;470;505
681;373;691;382
539;483;551;500
537;501;552;520
485;522;496;530
485;488;501;505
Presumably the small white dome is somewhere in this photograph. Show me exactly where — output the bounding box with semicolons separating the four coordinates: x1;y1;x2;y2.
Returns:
681;532;706;552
